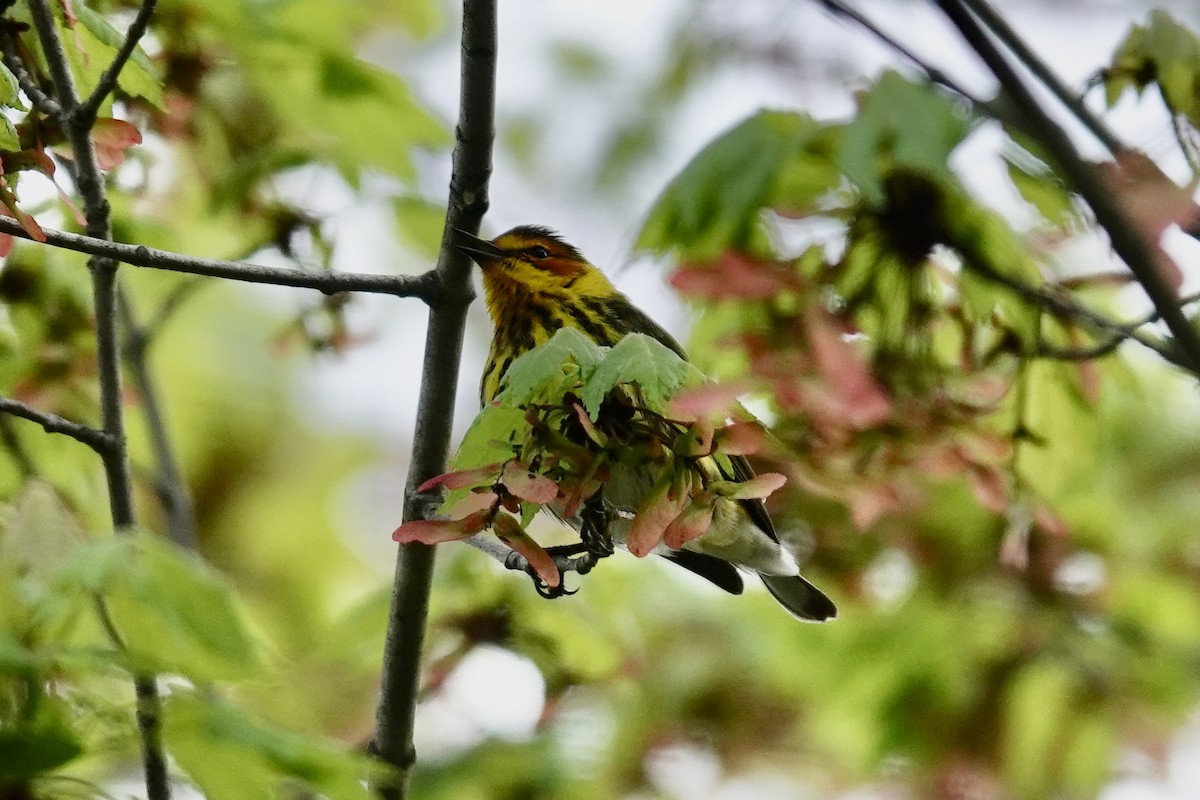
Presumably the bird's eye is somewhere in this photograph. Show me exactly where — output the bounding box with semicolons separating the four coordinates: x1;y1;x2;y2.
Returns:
528;246;551;259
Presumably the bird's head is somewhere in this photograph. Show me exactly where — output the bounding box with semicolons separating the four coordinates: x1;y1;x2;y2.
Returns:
455;225;599;293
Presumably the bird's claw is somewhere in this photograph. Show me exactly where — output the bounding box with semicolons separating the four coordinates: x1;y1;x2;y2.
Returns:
533;577;577;599
524;548;602;599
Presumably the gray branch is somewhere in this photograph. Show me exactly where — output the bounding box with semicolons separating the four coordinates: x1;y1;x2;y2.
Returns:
0;397;114;452
76;0;159;123
26;0;170;796
958;0;1124;154
932;0;1200;376
119;287;198;550
461;533;601;579
0;215;441;301
370;0;496;796
0;31;61;116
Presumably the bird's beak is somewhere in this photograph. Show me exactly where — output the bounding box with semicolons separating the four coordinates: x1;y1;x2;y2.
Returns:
454;228;507;265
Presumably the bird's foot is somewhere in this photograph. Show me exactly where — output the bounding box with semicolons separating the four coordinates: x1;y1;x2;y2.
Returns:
520;544;606;599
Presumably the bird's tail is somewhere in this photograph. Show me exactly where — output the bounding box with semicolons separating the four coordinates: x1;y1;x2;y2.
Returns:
759;574;837;622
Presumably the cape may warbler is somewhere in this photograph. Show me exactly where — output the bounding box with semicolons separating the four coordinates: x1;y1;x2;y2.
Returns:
457;225;835;622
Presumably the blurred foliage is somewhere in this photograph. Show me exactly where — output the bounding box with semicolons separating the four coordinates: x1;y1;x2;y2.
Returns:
0;2;1199;800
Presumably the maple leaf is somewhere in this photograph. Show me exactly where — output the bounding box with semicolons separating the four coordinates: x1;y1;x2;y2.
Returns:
626;474;689;557
714;420;766;456
1098;150;1198;292
667;381;750;422
804;306;892;428
500;461;559;504
417;463;503;493
493;514;559;588
671;252;801;300
662;497;715;549
580;333;695;418
498;327;602;406
91;118;143;171
392;508;492;545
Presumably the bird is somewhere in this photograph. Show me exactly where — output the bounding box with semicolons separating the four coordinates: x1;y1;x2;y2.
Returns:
455;224;836;622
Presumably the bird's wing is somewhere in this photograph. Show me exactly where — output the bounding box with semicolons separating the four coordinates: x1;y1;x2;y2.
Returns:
664;550;745;594
613;295;778;541
610;299;688;358
724;453;779;542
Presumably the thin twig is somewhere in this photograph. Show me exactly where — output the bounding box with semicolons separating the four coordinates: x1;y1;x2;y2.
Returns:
809;0;1028;132
1037;337;1124;361
1035;290;1200;362
138;277;206;348
0;215;442;301
812;0;978;103
0;31;61;116
462;533;600;578
958;249;1185;368
0;414;37;477
979;0;1200;247
26;0;169;796
1161;91;1200;174
0;397;113;451
958;0;1124;154
371;0;495;797
119;287;198;549
932;0;1200;376
76;0;158;123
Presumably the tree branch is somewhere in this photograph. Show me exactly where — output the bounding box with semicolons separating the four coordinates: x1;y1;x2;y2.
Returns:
932;0;1200;376
0;215;442;301
809;0;1032;133
461;533;602;580
76;0;158;123
0;397;114;452
1037;337;1124;361
0;414;38;478
0;31;61;116
120;287;198;549
959;252;1186;369
811;0;980;105
26;1;169;796
370;0;495;796
957;0;1124;155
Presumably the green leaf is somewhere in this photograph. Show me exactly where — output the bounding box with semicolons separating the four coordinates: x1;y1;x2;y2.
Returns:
0;115;19;151
637;110;830;260
0;718;82;780
453;406;527;471
1105;11;1200;125
1112;570;1200;651
497;327;604;407
0;480;87;582
1002;660;1077;799
244;44;448;183
441;405;527;514
394;196;445;258
580;333;696;418
1004;153;1080;228
948;195;1043;351
1061;711;1115;796
166;693;380;800
53;533;260;680
838;71;971;206
0;62;24;110
71;6;164;108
